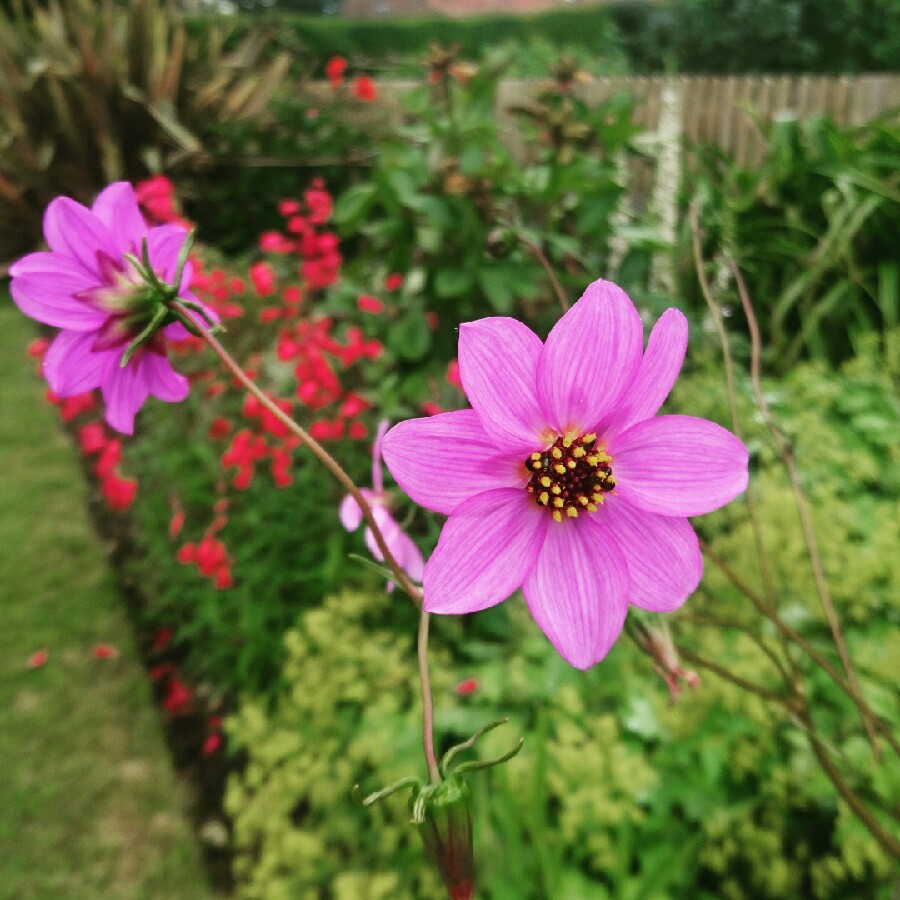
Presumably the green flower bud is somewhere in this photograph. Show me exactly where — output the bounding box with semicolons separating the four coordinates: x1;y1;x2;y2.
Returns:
413;775;473;900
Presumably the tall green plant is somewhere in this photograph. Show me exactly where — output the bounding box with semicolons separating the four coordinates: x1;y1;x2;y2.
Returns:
0;0;289;261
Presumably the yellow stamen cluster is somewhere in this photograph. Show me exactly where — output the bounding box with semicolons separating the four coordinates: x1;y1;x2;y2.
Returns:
525;432;616;522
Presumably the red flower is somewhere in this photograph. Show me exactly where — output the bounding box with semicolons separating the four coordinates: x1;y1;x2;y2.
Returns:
352;75;377;102
168;509;186;539
28;337;50;358
162;677;192;714
202;733;222;755
446;360;462;389
92;643;119;659
278;199;300;217
385;273;404;291
454;678;479;696
357;294;383;314
101;473;138;511
325;56;347;87
78;422;107;455
151;627;173;652
209;417;232;441
27;649;49;669
250;261;277;297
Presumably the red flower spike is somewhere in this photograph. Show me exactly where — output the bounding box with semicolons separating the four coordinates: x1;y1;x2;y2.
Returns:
176;543;197;564
250;261;277;297
162;677;192;713
60;392;97;421
325;56;347;87
169;510;186;539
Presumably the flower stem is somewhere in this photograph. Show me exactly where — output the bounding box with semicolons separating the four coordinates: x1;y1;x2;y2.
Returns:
728;260;880;760
520;235;570;313
191;311;423;606
418;609;441;783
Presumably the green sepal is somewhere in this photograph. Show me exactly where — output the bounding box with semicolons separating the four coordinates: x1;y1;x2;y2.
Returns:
352;775;423;808
439;717;523;778
120;303;169;367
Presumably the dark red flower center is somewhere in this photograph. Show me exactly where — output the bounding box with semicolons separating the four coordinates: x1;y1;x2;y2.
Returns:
524;432;615;523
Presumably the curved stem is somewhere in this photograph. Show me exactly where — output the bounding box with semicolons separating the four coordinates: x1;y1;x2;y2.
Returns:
520;236;570;313
729;260;880;759
418;609;440;783
193;315;422;605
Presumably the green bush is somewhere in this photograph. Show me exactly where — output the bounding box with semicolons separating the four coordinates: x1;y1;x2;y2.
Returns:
224;337;898;898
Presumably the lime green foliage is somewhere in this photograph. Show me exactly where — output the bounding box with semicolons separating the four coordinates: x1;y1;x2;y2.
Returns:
226;334;897;898
0;0;288;260
0;300;211;898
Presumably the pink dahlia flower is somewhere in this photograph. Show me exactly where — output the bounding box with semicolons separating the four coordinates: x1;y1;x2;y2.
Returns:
382;280;748;669
10;182;207;434
340;420;425;591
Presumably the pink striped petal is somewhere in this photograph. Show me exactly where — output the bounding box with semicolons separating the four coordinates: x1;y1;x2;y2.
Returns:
536;280;643;437
43;331;109;395
44;197;117;278
423;488;547;614
339;488;377;531
91;182;147;258
600;308;688;438
522;515;629;669
101;354;151;435
589;500;702;612
145;224;191;286
10;254;106;331
143;352;189;403
382;410;525;516
458;317;547;452
609;415;749;517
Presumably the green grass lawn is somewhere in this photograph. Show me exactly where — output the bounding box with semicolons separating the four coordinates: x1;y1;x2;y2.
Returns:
0;297;214;899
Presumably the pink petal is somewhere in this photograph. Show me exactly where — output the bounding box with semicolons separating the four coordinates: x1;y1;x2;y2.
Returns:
43;330;109;395
364;511;425;583
101;353;151;435
536;280;643;437
458;317;547;452
339;488;376;531
143;352;189;403
382;410;525;516
10;253;106;331
423;488;547;614
589;500;702;612
522;516;629;669
91;182;147;258
609;415;749;517
372;419;390;492
145;224;191;286
601;308;688;438
43;197;117;278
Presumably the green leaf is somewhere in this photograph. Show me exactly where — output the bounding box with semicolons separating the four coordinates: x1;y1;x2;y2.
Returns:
386;310;431;361
332;183;377;230
434;267;474;299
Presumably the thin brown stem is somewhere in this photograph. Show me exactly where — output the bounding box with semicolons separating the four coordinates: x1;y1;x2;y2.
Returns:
520;236;569;312
418;610;441;783
700;541;899;755
683;610;792;684
195;318;422;605
678;647;791;708
689;204;778;614
800;712;900;857
729;260;880;759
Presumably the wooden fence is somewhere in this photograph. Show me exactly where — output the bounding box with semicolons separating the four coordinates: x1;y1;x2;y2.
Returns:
311;74;900;166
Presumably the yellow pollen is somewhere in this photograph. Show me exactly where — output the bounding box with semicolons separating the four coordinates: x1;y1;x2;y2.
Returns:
566;459;577;469
562;437;573;448
578;495;589;506
596;451;611;463
551;447;563;459
553;497;564;508
553;464;566;475
587;503;598;512
572;446;586;458
591;492;603;502
587;456;599;466
539;491;549;505
566;507;578;518
551;485;562;495
530;452;541;461
540;476;551;488
582;433;597;444
552;510;562;523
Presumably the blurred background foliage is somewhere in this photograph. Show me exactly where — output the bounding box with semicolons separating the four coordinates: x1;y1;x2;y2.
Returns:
2;0;898;895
